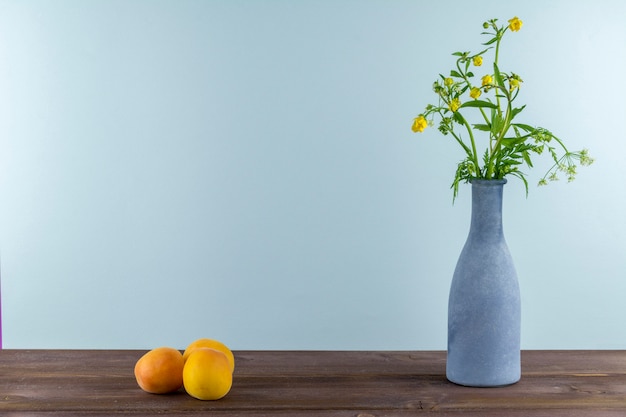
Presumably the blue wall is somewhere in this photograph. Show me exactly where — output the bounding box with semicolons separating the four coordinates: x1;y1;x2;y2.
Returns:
1;0;624;349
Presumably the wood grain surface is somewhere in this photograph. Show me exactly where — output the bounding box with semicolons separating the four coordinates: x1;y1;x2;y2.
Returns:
1;350;625;416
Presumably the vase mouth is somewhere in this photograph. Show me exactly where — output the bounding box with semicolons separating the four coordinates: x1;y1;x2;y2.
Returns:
470;178;507;186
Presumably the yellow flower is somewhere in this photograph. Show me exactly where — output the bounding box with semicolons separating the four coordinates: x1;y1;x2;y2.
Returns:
449;98;461;112
412;115;428;133
469;87;481;99
472;56;483;67
508;16;522;32
481;74;493;87
444;77;454;87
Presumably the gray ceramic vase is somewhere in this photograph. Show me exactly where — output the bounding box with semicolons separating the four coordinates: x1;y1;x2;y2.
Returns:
446;179;521;387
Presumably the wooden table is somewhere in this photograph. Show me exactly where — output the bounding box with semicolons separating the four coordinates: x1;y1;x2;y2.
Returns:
1;350;625;416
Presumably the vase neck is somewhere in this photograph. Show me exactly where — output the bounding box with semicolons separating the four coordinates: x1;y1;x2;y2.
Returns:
469;180;506;237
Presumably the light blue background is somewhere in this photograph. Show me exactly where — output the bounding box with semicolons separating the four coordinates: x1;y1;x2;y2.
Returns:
0;0;624;350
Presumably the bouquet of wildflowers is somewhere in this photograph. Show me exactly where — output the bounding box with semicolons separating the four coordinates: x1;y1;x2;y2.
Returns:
412;17;593;199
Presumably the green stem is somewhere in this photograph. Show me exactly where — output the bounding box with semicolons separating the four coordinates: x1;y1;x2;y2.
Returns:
486;88;513;178
494;39;502;114
456;112;481;176
486;26;511;179
447;126;473;158
457;57;491;127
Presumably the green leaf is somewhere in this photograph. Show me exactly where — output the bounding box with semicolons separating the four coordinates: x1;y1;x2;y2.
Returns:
509;171;529;197
491;114;505;135
450;70;462;78
502;134;531;144
452;111;464;124
460;100;498;109
466;71;474;78
493;62;505;89
512;123;536;133
522;150;534;167
452;52;465;57
501;137;527;146
473;123;491;132
483;36;498;46
510;105;526;120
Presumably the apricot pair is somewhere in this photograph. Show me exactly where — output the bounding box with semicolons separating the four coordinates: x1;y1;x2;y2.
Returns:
134;338;234;400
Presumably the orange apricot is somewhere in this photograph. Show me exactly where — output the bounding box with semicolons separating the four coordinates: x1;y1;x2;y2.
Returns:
134;347;184;394
183;347;233;400
183;338;235;372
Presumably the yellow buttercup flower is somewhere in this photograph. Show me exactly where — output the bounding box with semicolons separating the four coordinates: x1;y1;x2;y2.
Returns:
449;98;461;113
473;56;483;67
412;115;428;133
508;16;522;32
509;78;520;91
444;77;454;87
481;74;493;87
470;87;482;99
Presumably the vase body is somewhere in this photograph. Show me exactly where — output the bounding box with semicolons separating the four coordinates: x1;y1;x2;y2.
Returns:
446;179;521;387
